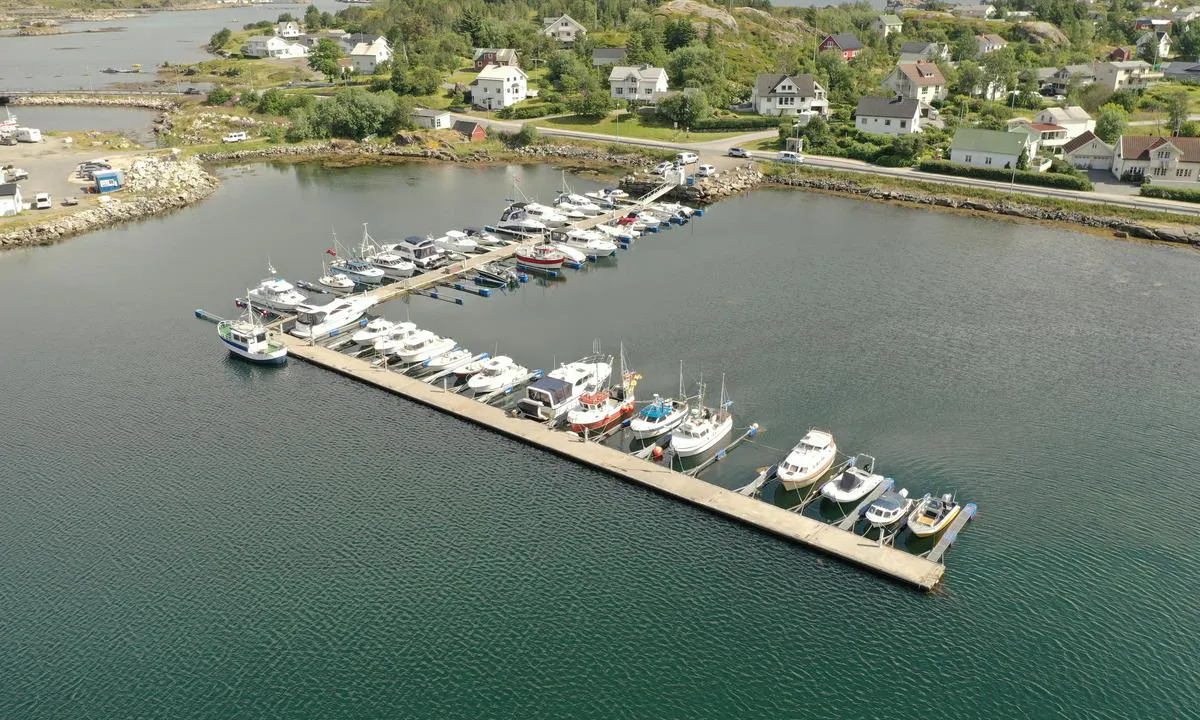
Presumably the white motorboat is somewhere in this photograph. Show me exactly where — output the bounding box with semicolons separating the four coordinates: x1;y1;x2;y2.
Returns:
373;321;419;356
556;199;603;217
906;493;962;537
584;188;627;205
496;203;548;236
454;356;490;379
431;230;479;256
217;302;287;365
329;257;385;285
247;265;307;312
629;363;689;440
517;354;612;421
462;227;505;247
387;236;445;272
424;347;472;370
562;229;617;257
820;454;886;504
290;296;376;339
367;246;416;278
670;375;733;457
558;191;608;212
777;429;838;491
523;202;570;228
467;355;529;393
594;223;637;243
552;203;589;222
550;241;587;265
394;330;456;364
318;267;355;293
568;344;638;434
351;317;393;345
650;201;695;219
865;488;912;528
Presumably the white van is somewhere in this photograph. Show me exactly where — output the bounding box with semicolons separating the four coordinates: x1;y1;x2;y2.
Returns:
676;151;699;165
222;131;249;143
777;150;804;164
15;127;42;143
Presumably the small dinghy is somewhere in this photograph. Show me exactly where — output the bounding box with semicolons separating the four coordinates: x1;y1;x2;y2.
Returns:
476;262;519;287
865;488;912;528
906;493;962;537
820;455;886;504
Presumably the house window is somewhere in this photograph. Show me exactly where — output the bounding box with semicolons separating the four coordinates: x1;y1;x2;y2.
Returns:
1153;167;1167;176
1177;168;1191;177
1157;150;1169;159
778;97;795;106
900;120;907;128
985;156;993;165
615;87;622;95
885;119;891;126
964;154;972;162
643;88;651;95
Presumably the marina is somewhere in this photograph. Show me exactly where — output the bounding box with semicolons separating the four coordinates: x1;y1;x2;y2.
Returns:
195;175;974;590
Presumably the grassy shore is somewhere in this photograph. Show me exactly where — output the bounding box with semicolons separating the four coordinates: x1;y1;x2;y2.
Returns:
534;112;750;142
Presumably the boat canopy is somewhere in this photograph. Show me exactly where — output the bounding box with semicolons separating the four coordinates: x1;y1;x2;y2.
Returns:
640;402;672;420
527;376;572;405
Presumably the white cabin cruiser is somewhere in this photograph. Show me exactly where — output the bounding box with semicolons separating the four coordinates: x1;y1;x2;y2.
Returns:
290;296;375;339
820;455;886;504
467;355;529;393
522;202;570;228
496;203;548;236
550;241;587;265
247;274;307;313
517;355;612;421
462;227;505;247
556;199;603;217
562;229;617;257
777;429;838;491
217;304;287;365
558;192;607;213
372;322;419;356
367;246;416;279
629;394;689;440
431;230;479;256
552;203;589;222
906;493;962;537
594;223;637;243
318;269;355;293
865;488;912;528
669;377;733;457
387;236;445;272
330;257;385;285
424;347;473;370
394;330;456;364
351;317;394;345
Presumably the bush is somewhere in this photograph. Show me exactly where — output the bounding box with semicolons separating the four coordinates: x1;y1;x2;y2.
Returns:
512;123;539;146
204;87;233;106
496;103;563;120
691;115;781;131
918;159;1093;190
1140;185;1200;203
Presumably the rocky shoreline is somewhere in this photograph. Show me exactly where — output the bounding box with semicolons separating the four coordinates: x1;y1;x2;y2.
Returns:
768;174;1200;246
196;140;666;168
0;156;218;250
620;167;766;203
11;95;180;111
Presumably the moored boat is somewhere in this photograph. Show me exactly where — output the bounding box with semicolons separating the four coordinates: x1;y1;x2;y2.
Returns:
431;230;479;256
424;347;472;370
351;317;393;345
289;295;375;339
496;203;548;236
386;236;445;272
629;394;689;439
777;429;838;491
669;375;733;457
217;302;287;365
562;228;617;257
373;321;419;356
517;354;612;421
515;243;565;271
568;347;638;434
820;454;885;504
247;267;307;313
522;202;570;228
394;330;456;364
865;487;913;528
475;262;519;287
906;493;962;537
466;355;528;393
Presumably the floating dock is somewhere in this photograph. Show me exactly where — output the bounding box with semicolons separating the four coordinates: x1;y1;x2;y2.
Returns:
275;334;946;590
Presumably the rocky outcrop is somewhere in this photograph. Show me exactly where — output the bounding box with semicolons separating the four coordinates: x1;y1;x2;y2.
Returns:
197;140;661;167
619;167;766;203
770;174;1200;246
11;94;179;111
0;155;218;249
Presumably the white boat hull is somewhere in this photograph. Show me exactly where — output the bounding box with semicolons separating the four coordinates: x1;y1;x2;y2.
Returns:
629;408;688;440
671;415;733;457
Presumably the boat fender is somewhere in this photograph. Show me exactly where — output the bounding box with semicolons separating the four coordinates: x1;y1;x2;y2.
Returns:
716;449;726;461
652;446;664;460
748;423;760;437
358;318;369;327
621;418;632;427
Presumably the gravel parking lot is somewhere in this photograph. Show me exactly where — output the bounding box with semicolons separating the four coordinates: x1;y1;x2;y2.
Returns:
1;138;143;213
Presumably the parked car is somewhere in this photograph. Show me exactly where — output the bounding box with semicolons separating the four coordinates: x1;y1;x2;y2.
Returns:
2;165;28;181
697;164;716;177
652;161;675;175
777;151;804;164
675;151;699;165
727;147;749;158
222;131;249;143
34;192;52;210
183;87;202;95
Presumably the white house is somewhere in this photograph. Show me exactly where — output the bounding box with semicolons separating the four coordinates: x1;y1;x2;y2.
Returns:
1136;30;1172;60
872;14;903;37
1009;120;1070;153
898;41;950;64
855;96;922;135
275;21;301;38
884;61;948;103
242;35;308;59
338;33;387;55
471;64;528;110
750;73;829;117
1112;134;1200;182
0;182;22;216
413;108;451;130
1035;106;1095;140
976;33;1008;54
1094;60;1163;92
949;127;1038;169
349;38;391;74
953;4;996;19
1063;131;1115;170
608;65;670;103
542;14;586;44
1047;64;1096;95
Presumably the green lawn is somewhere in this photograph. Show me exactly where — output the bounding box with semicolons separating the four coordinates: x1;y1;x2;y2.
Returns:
533;112;754;141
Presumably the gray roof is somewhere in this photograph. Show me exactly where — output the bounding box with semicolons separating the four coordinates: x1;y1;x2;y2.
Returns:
413;108;449;118
856;96;920;119
453;120;484;134
753;73;817;98
0;182;17;197
592;47;627;62
899;41;934;53
828;33;864;51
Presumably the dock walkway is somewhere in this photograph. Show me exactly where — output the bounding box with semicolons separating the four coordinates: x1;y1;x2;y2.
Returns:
277;334;946;590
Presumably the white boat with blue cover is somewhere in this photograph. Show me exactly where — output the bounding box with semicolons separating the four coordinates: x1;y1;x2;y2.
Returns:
247;269;307;313
820;454;885;504
629;394;689;439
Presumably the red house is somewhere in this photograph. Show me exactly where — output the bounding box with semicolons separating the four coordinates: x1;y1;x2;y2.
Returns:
819;33;864;61
1109;46;1135;61
453;120;486;142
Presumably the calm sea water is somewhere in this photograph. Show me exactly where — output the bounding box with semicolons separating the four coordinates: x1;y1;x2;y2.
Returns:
0;162;1196;718
0;0;343;92
10;106;160;144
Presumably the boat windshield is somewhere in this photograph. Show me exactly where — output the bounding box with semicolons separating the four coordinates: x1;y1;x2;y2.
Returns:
297;310;327;325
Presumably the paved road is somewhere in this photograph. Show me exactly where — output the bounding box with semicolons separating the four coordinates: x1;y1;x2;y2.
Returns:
451;112;1200;218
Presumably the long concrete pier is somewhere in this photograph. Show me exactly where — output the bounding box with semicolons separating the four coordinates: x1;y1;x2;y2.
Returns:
276;334;946;590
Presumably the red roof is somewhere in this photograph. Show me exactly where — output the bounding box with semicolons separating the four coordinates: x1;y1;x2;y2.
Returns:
1062;130;1109;155
1028;123;1066;132
898;60;945;86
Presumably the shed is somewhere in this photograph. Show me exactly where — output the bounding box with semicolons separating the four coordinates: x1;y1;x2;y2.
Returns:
0;182;21;216
413;108;451;130
93;169;123;193
453;120;486;142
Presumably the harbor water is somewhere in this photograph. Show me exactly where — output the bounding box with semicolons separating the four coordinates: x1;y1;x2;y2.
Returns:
8;106;161;145
0;162;1196;718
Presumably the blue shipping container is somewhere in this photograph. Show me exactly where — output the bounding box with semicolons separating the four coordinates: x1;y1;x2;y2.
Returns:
93;169;123;193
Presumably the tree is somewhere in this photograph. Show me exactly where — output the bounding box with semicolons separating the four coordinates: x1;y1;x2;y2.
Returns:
664;18;699;51
513;123;539;146
1176;22;1200;59
953;61;986;98
309;38;343;82
568;89;613;118
277;12;295;23
204;86;233;106
1108;89;1139;113
394;66;441;96
1095;103;1127;143
304;4;323;30
655;90;711;127
1016;147;1029;171
1166;88;1190;135
889;133;926;164
952;27;978;62
207;28;231;53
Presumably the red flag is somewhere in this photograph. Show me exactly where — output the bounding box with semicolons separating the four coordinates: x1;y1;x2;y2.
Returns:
325;248;337;256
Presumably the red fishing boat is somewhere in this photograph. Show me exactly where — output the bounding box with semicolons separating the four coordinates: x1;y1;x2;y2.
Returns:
515;243;565;270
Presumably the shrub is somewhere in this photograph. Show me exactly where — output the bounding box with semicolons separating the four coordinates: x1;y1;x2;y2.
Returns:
204;87;233;106
918;159;1093;190
1140;185;1200;203
512;123;539;146
691;115;781;131
496;103;563;120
